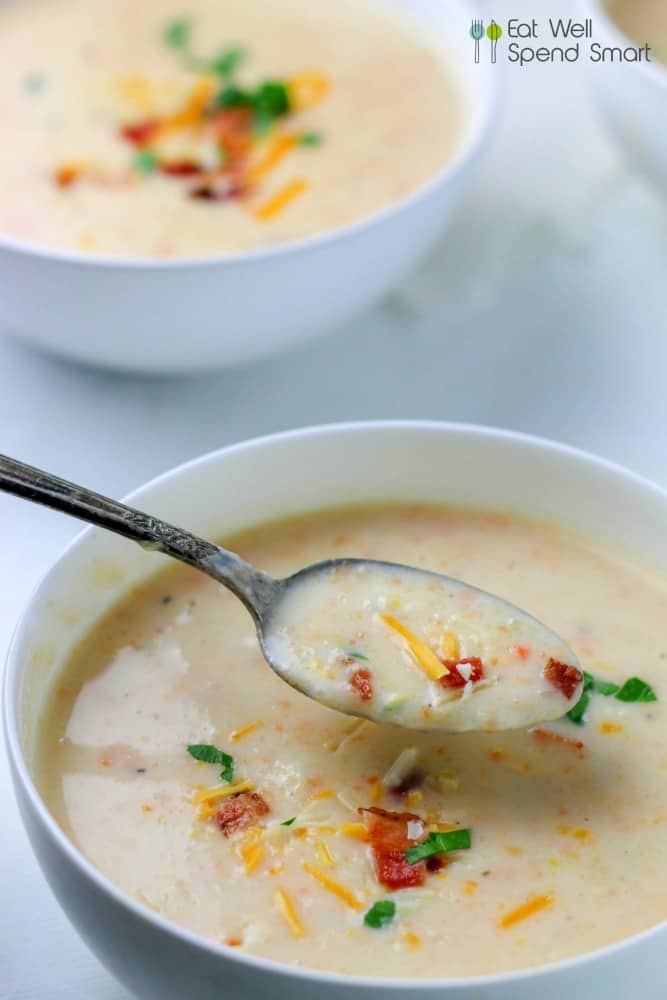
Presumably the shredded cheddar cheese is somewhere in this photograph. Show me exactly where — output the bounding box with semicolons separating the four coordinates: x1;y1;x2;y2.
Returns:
288;72;330;110
154;77;217;140
311;789;334;800
248;133;297;183
338;822;368;842
254;179;308;220
303;862;363;910
241;842;265;874
230;720;263;742
499;893;554;928
275;888;305;938
193;779;254;806
315;839;336;867
380;614;448;680
440;631;461;660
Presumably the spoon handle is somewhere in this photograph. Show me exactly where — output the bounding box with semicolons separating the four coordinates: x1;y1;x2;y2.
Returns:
0;454;277;620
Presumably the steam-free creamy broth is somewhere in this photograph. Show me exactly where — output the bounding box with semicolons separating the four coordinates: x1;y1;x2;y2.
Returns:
37;505;667;978
607;0;667;64
0;0;463;257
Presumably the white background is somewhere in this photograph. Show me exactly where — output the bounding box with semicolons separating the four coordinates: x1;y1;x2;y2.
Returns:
1;0;665;996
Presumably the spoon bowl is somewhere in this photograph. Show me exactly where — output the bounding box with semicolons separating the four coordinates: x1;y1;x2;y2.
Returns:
0;454;583;731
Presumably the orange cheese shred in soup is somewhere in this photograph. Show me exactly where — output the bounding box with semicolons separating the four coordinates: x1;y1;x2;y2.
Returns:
0;0;463;257
36;504;667;979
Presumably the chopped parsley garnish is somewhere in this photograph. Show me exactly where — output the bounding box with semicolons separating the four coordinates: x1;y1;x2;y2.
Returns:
164;17;192;49
133;149;158;175
186;743;234;782
565;670;656;724
24;72;46;94
299;131;323;147
566;692;589;726
208;47;246;77
345;649;369;661
280;816;297;826
404;828;472;864
363;900;396;928
615;677;657;703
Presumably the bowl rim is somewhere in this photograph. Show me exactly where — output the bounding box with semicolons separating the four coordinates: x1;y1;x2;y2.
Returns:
0;0;497;271
579;0;667;89
5;419;667;991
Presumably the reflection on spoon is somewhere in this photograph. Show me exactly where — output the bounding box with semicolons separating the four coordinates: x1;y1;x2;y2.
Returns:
0;455;583;733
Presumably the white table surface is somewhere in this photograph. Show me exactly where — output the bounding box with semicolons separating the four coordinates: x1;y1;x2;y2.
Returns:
1;1;665;996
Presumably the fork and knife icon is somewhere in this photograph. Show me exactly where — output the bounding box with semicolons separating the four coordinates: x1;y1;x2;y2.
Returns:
471;19;501;63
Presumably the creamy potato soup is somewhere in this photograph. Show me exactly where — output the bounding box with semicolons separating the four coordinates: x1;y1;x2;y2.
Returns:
607;0;667;65
0;0;463;257
37;505;667;978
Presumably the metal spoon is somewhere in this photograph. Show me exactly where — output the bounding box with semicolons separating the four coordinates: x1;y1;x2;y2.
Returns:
0;455;584;732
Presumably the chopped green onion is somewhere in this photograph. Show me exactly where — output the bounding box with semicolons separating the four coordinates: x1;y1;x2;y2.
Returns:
566;692;589;726
345;649;368;661
186;743;234;782
582;670;595;693
363;900;396;928
299;131;323;147
404;828;472;864
280;816;296;826
615;677;657;703
133;149;158;175
164;17;192;49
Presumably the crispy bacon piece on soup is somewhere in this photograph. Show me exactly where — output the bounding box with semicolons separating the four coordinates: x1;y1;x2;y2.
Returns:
439;657;484;689
350;667;373;701
360;806;427;889
215;791;269;836
543;658;583;700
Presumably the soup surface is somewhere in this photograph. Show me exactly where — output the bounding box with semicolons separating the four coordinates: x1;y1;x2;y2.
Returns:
607;0;667;63
37;505;667;978
0;0;463;257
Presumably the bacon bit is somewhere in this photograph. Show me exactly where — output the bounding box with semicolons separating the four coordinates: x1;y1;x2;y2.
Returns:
350;667;373;701
380;614;448;680
275;888;305;938
544;658;583;700
120;120;159;146
213;107;254;161
499;893;554;928
159;160;204;177
600;721;623;734
215;791;270;837
247;132;297;184
254;178;308;220
302;862;363;910
532;727;585;752
389;771;423;798
288;72;330;110
439;657;484;689
512;645;531;660
360;806;427;890
225;935;243;947
230;720;263;742
190;173;247;201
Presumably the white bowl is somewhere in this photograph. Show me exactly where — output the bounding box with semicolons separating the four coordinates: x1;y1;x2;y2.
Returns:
5;421;667;999
580;0;667;191
0;0;495;374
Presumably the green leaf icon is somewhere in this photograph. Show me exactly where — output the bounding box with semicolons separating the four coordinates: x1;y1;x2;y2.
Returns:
486;21;502;40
